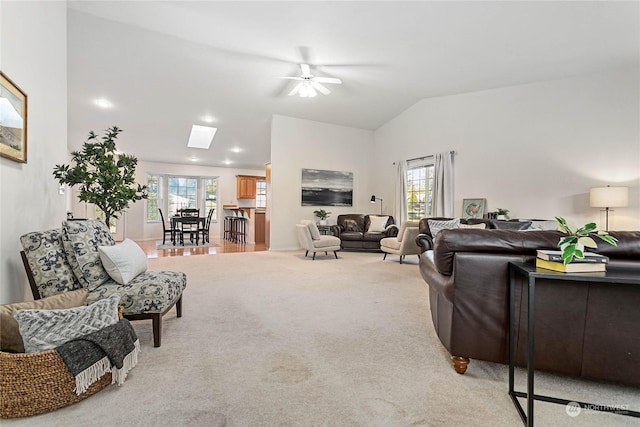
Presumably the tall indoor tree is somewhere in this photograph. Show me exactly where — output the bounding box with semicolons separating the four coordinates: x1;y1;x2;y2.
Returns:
53;126;148;227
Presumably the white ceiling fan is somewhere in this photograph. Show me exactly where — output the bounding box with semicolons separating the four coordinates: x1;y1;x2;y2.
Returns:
281;64;342;98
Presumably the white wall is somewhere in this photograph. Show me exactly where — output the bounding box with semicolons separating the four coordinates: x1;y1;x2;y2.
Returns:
270;115;375;250
0;1;68;303
373;67;640;231
125;161;265;242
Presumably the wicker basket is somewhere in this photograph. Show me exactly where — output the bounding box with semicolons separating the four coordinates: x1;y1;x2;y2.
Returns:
0;307;124;418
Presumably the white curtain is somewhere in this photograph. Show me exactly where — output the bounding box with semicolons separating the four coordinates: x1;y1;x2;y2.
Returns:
432;151;454;217
394;160;408;226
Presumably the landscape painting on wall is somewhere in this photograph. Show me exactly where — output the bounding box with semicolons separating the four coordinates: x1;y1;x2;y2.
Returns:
301;169;353;206
0;72;27;163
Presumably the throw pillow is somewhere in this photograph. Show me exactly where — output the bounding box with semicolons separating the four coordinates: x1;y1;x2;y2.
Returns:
62;220;115;291
14;293;120;353
428;218;460;237
527;220;559;231
491;220;532;231
0;289;88;353
343;219;360;232
99;239;148;285
301;220;321;240
368;216;389;233
459;223;487;230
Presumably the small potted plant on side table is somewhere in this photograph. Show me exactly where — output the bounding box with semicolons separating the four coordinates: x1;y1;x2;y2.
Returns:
313;209;331;226
496;208;510;220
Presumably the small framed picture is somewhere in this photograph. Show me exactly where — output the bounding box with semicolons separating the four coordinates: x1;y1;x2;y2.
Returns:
462;198;486;219
0;72;27;163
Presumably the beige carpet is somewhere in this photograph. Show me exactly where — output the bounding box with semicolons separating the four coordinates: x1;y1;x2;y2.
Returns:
5;251;639;426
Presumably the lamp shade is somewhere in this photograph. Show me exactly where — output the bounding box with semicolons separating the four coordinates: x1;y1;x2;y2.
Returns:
589;186;629;208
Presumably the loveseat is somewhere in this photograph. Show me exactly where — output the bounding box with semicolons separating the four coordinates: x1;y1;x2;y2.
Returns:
19;220;186;347
417;228;640;385
331;214;397;250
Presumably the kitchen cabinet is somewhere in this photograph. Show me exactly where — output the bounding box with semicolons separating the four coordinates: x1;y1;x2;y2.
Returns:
236;175;260;199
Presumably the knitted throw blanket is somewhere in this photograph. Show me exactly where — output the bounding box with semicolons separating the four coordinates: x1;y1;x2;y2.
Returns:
56;318;140;395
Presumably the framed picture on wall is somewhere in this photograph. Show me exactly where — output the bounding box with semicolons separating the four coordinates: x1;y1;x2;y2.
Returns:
462;198;486;219
301;168;353;206
0;72;27;163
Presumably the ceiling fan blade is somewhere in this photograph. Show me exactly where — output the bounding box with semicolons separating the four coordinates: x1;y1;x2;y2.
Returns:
288;82;303;96
313;77;342;85
300;63;312;77
279;76;304;81
311;81;331;95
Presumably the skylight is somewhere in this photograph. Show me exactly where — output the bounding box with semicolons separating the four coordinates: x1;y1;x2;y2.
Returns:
187;125;217;149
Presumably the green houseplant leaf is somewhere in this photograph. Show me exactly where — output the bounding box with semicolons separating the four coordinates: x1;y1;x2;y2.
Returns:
555;216;618;265
53;127;148;227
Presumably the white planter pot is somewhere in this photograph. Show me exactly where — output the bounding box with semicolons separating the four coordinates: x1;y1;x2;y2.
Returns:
319;220;328;226
497;215;506;220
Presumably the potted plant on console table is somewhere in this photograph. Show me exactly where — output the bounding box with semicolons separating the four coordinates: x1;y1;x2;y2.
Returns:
555;216;618;265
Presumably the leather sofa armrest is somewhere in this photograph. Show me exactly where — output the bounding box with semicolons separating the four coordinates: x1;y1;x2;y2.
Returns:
416;233;434;252
330;225;343;236
384;224;399;237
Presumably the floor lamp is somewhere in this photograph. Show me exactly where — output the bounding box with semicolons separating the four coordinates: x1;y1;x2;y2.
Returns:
589;186;628;231
370;195;383;215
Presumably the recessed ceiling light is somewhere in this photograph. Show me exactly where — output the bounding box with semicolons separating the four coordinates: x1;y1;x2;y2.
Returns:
223;159;232;165
94;98;112;108
189;157;198;162
230;147;242;153
202;115;216;123
187;125;217;149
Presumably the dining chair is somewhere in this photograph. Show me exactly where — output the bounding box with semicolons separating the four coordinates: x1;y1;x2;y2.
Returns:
158;208;175;245
200;208;214;243
179;216;200;245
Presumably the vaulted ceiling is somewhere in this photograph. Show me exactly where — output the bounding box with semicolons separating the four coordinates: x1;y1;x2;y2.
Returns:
67;1;639;169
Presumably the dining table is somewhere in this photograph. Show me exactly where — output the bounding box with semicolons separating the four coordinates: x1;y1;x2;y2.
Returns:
170;215;207;245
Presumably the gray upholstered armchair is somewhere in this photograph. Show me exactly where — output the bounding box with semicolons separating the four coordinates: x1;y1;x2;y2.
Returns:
380;221;421;263
296;220;341;260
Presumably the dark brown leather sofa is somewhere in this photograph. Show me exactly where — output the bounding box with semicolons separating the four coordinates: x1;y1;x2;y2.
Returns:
331;214;397;250
417;228;640;385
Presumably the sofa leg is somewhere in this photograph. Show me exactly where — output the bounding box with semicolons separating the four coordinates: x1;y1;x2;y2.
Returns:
400;255;404;264
312;252;316;260
176;295;183;318
305;250;309;257
152;313;162;347
383;253;387;260
451;356;470;374
333;251;338;259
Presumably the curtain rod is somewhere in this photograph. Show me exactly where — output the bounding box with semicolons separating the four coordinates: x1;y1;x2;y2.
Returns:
393;150;455;165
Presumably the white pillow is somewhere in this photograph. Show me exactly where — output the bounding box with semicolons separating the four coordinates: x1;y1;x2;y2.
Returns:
98;239;148;285
368;216;389;232
459;223;486;230
428;218;460;237
14;293;120;353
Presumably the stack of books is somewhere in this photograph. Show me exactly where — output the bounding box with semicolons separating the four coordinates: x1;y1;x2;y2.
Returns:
535;250;609;273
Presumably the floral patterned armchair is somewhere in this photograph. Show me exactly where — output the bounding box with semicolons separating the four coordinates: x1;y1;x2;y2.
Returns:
19;220;186;347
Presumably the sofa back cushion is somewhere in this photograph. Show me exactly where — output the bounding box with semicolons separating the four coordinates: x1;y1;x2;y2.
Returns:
432;229;564;276
62;220;115;291
20;229;84;298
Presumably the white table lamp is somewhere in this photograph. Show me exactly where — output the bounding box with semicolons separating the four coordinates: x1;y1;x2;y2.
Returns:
589;186;628;231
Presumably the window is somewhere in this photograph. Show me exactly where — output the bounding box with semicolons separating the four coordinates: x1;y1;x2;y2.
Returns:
256;179;266;208
146;174;161;221
202;177;218;221
168;176;198;215
146;174;218;222
407;159;434;221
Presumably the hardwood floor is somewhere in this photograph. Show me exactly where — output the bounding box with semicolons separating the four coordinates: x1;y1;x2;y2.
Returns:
135;238;267;258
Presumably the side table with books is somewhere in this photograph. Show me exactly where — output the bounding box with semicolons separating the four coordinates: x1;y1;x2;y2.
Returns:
535;249;608;273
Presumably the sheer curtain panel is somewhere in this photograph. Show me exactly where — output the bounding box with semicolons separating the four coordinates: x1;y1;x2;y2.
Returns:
432;151;455;217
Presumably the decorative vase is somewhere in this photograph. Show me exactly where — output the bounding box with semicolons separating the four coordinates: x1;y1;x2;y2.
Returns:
497;215;506;220
319;220;328;226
